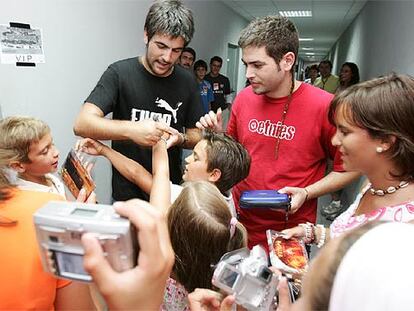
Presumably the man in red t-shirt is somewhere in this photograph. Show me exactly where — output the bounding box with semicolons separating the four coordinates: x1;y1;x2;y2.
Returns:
197;16;359;248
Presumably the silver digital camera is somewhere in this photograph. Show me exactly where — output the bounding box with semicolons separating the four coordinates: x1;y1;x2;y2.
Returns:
33;201;137;282
212;245;278;311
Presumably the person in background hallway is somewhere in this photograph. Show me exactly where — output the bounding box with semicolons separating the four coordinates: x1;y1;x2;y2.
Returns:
73;0;204;202
314;60;339;94
179;47;196;69
193;59;214;113
205;56;232;131
205;56;231;113
197;15;359;249
337;62;360;93
304;64;319;85
322;61;361;220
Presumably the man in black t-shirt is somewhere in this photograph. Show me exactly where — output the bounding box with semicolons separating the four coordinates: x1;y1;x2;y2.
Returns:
74;0;203;201
205;56;231;112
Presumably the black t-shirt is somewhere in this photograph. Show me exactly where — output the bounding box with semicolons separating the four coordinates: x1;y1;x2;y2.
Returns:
86;57;203;201
205;73;231;112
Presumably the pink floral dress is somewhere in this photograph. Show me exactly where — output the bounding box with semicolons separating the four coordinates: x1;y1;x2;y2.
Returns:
330;184;414;239
160;277;189;311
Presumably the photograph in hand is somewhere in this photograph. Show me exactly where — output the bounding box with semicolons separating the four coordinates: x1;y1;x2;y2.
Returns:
60;149;95;198
267;230;308;275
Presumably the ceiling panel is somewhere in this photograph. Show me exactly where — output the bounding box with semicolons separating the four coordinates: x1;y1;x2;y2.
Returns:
221;0;367;62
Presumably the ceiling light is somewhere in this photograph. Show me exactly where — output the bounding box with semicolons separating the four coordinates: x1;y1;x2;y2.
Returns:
301;47;314;50
279;10;312;17
299;38;314;41
305;52;315;55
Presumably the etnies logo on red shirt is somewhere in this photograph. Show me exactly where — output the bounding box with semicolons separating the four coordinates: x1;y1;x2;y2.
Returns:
248;119;296;140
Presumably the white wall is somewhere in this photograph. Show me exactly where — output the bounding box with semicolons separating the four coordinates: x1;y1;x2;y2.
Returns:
330;1;414;80
0;0;247;203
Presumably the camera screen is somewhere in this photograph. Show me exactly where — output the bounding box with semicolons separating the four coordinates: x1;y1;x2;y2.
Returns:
71;208;97;217
221;267;240;289
55;251;89;276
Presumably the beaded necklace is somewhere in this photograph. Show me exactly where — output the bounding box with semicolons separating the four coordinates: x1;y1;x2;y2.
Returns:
369;181;410;196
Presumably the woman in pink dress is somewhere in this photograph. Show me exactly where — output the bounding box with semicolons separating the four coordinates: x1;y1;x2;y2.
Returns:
284;73;414;246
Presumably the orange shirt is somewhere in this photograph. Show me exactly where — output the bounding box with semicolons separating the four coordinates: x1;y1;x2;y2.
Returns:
0;189;71;310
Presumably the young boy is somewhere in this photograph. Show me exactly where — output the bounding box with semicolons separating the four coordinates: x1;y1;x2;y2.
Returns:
77;131;251;215
194;59;214;113
0;116;66;198
0;116;97;309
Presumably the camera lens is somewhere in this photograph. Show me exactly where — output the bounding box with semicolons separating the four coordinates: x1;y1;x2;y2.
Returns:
49;236;59;242
259;266;272;283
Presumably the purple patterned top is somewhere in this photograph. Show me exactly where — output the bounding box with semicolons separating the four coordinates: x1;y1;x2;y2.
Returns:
160;277;189;311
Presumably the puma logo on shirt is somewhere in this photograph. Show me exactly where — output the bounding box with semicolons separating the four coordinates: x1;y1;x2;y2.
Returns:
155;98;183;124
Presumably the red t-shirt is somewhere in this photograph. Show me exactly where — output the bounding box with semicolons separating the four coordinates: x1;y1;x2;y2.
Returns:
228;83;342;248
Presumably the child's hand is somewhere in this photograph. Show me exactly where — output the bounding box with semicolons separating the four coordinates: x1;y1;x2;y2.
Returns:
129;118;178;146
154;132;186;149
276;276;293;311
188;288;235;311
196;108;224;133
75;138;104;156
281;226;306;239
161;132;180;149
76;188;97;203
